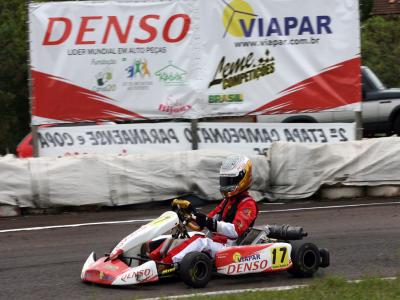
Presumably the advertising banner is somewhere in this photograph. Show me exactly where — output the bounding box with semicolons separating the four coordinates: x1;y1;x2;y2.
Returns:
30;0;201;124
30;0;360;125
200;0;361;116
37;122;355;157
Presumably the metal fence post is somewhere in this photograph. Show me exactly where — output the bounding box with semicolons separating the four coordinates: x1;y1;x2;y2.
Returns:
355;110;363;140
191;119;198;150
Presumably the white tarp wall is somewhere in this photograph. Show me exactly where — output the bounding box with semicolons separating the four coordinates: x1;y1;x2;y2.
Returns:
0;150;269;208
0;156;32;207
3;138;400;208
268;137;400;199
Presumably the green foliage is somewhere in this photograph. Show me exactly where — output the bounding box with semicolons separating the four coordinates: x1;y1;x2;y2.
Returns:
0;0;78;155
359;0;374;22
183;276;400;300
0;1;30;154
361;16;400;88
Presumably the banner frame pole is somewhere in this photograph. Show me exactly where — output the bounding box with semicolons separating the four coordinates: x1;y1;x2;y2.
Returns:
191;119;198;150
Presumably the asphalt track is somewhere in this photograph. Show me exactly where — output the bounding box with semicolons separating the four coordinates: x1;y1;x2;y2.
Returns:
0;199;399;300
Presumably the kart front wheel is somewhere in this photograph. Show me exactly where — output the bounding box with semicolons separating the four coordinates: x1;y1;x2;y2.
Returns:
288;241;320;277
179;252;212;288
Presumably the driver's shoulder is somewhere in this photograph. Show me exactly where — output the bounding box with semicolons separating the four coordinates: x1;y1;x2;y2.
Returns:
237;196;257;209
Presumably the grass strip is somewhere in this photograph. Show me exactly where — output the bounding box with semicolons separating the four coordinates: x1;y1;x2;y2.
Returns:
182;276;400;300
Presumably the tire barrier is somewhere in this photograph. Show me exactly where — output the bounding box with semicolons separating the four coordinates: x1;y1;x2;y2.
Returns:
0;150;269;208
2;137;400;211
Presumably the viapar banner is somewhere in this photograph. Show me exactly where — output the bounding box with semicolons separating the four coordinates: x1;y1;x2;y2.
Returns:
29;0;360;125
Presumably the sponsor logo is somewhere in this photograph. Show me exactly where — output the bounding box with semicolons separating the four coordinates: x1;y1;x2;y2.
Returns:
222;0;257;38
42;14;191;45
232;252;261;263
235;219;244;229
209;49;274;90
90;59;117;66
98;271;114;281
242;208;252;217
161;267;176;275
93;67;117;92
121;268;153;282
233;252;241;263
122;58;153;90
159;95;192;114
126;58;151;79
227;259;268;274
85;270;114;281
84;271;95;279
104;265;119;270
208;93;243;104
221;0;332;39
155;62;187;86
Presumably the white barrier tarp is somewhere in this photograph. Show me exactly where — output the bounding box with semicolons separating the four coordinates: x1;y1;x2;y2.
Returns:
268;137;400;199
0;155;32;207
4;138;400;207
29;156;111;207
0;150;269;207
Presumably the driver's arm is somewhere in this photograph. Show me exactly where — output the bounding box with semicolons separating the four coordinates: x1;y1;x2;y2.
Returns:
216;199;258;238
207;199;226;218
195;199;258;238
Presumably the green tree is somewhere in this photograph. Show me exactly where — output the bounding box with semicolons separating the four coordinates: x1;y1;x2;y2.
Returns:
359;0;374;22
361;16;400;88
0;1;30;155
0;0;71;155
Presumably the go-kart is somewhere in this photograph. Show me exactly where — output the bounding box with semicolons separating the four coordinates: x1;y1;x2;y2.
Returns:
81;200;330;288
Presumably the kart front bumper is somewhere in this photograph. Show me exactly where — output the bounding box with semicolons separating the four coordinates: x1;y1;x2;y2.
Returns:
81;252;159;285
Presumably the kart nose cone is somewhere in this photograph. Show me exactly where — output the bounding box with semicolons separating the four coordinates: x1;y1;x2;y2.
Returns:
83;269;115;285
81;253;129;285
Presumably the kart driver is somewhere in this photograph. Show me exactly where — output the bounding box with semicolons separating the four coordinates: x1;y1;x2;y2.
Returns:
160;154;259;264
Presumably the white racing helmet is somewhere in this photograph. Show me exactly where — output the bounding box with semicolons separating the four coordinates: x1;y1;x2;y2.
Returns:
219;154;252;197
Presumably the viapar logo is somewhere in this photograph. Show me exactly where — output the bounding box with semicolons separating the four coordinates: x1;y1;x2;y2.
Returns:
222;0;257;38
221;0;333;38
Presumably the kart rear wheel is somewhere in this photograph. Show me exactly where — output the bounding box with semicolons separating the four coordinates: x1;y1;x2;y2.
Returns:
319;248;330;268
288;241;320;277
179;252;212;288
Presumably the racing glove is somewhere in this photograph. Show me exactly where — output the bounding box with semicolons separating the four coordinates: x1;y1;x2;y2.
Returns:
194;212;217;232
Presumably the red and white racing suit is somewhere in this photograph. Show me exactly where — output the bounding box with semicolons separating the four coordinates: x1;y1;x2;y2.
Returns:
161;191;258;264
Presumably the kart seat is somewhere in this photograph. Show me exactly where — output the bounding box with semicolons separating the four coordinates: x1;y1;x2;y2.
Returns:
144;238;186;261
237;227;264;245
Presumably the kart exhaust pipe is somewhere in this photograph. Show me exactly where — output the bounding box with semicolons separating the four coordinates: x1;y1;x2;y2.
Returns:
267;224;307;240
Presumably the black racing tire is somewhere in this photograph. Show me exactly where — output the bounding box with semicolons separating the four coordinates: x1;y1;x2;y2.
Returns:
288;241;320;277
319;248;330;268
393;114;400;136
179;252;212;288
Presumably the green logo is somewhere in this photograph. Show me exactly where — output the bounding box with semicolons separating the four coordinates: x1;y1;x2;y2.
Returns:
208;93;244;104
155;61;187;86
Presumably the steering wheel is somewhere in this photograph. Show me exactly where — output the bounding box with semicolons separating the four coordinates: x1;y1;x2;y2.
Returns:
172;199;202;231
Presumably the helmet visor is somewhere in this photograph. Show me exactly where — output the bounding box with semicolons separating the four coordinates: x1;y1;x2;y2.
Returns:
220;171;245;192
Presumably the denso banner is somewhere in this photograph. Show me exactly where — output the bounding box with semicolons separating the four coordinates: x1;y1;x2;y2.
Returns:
37;122;355;157
30;0;199;125
29;0;360;125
